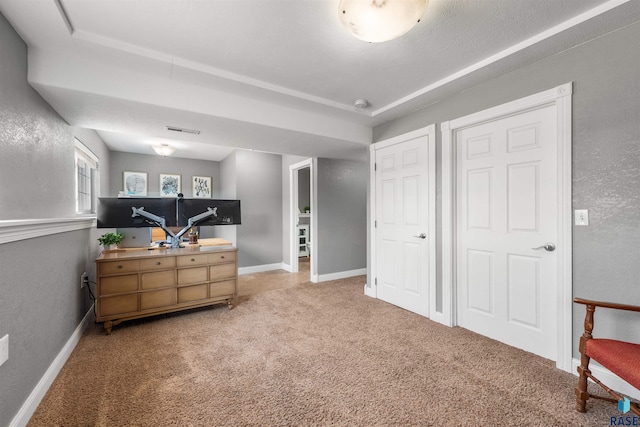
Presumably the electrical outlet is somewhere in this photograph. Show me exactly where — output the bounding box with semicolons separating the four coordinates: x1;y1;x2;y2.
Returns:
81;272;88;289
0;334;8;367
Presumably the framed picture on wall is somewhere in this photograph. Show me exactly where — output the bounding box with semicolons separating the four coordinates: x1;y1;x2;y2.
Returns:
123;171;148;196
192;176;212;198
160;173;181;197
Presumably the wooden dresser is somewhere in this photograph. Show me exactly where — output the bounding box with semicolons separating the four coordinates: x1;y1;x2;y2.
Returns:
96;245;238;334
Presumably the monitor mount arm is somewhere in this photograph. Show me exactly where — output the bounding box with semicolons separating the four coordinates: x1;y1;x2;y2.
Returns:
131;206;218;248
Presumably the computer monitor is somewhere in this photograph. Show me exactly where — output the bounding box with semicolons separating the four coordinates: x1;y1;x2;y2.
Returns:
178;199;241;227
97;198;178;228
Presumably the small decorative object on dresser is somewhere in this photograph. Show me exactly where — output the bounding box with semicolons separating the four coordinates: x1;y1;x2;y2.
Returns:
188;227;198;244
97;232;124;251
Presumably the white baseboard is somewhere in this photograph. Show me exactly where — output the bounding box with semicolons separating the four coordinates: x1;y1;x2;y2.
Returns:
280;262;293;273
238;263;285;275
10;305;94;427
364;283;376;298
316;268;367;283
571;358;640;401
430;312;451;327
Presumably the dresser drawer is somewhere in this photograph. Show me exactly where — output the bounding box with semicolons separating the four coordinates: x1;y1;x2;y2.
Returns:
99;260;140;275
178;284;208;303
177;266;208;286
210;263;237;281
177;254;209;267
141;270;176;290
208;251;236;264
141;289;176;310
140;257;176;271
99;294;138;317
209;280;236;298
100;274;138;295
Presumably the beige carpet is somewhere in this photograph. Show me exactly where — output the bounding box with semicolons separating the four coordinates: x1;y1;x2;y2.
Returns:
29;265;618;426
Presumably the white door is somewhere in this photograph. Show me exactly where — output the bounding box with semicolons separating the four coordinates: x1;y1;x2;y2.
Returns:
456;104;558;359
374;128;435;317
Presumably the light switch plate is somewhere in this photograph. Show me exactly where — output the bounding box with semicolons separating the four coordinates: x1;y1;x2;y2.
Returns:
0;334;8;367
575;209;589;226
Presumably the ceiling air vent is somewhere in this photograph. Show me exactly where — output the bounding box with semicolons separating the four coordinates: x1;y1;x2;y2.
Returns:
166;126;200;135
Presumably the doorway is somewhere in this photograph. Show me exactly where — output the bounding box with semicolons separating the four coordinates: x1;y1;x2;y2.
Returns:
440;83;573;371
289;158;315;281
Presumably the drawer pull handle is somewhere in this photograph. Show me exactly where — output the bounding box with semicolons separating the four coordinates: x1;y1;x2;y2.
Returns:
191;258;195;262
156;262;161;265
221;256;225;259
117;265;123;269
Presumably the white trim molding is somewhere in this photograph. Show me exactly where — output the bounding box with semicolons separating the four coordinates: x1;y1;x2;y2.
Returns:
371;0;628;117
238;263;286;275
9;305;94;427
571;358;640;401
364;283;376;298
440;83;573;372
0;217;96;245
316;268;367;283
288;158;316;282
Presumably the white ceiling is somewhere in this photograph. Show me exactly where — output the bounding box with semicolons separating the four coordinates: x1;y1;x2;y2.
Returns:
1;0;638;161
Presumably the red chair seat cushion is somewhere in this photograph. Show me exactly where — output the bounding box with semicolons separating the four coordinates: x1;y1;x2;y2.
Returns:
586;339;640;390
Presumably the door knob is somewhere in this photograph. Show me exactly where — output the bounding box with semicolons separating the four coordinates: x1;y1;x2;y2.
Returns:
413;233;427;239
532;243;556;252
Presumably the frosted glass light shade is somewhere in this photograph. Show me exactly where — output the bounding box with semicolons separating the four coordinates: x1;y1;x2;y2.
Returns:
339;0;429;43
152;144;176;156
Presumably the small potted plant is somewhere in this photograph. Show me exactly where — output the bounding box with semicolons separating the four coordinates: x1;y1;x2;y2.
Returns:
304;206;310;214
97;232;124;251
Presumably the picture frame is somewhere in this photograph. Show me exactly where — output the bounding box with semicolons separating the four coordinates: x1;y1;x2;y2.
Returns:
160;173;181;197
123;171;148;196
192;176;212;198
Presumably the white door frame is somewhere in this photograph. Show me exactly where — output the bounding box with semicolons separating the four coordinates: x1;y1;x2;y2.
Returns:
289;158;316;281
440;83;573;372
368;124;437;316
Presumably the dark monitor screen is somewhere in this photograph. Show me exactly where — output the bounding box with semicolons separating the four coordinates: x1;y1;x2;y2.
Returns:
179;199;241;227
97;198;178;228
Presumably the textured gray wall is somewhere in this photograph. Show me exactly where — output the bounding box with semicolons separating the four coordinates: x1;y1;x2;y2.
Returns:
0;14;73;221
0;13;106;426
108;151;220;198
208;151;238;243
316;158;367;275
235;150;283;268
374;22;640;354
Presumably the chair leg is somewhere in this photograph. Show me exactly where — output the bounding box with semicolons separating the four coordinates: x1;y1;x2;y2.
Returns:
576;353;591;413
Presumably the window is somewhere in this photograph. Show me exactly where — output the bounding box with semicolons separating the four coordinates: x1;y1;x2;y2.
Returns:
75;139;99;215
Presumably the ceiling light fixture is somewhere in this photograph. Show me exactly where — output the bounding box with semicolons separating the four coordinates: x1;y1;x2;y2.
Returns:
152;144;176;157
339;0;429;43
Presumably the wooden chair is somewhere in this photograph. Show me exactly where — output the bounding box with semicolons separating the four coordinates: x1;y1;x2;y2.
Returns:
574;297;640;415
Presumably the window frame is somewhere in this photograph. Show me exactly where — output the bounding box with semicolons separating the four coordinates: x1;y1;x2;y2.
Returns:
74;138;99;216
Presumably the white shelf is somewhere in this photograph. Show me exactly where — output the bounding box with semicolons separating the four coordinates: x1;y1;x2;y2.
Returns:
298;213;310;218
297;225;309;257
